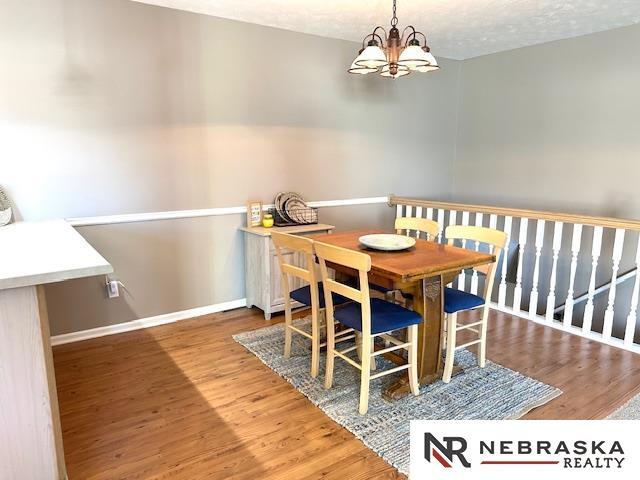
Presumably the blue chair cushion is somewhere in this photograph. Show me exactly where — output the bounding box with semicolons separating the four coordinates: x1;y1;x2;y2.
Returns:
444;287;485;314
334;298;422;334
290;283;350;308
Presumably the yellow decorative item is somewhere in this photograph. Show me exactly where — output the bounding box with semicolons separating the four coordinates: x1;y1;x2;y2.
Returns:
262;214;274;228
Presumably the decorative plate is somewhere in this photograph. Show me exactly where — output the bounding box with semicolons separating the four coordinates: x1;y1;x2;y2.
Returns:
359;234;416;251
274;191;304;223
284;197;308;223
0;187;12;226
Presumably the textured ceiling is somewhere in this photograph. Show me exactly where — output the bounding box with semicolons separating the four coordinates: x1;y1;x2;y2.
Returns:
132;0;640;59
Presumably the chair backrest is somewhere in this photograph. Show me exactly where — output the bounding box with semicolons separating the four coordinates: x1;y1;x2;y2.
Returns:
445;225;508;301
271;232;318;304
314;241;373;336
395;217;440;241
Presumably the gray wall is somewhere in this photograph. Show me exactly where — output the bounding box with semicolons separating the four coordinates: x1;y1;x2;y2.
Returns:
0;0;461;334
453;24;640;219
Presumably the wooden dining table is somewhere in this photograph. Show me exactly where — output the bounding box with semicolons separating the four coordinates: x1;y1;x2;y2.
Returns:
313;230;495;400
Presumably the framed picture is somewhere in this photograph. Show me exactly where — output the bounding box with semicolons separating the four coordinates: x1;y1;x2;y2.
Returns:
246;201;263;227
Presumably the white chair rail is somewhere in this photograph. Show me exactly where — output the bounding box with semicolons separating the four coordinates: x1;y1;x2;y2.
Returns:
389;196;640;354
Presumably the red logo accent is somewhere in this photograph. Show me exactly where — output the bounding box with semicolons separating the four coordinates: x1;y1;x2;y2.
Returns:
432;449;453;468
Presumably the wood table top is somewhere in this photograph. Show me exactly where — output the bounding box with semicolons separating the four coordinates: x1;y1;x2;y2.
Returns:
313;230;495;282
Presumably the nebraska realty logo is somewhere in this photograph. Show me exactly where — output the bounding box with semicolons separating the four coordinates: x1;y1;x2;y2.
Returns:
424;434;471;468
410;421;640;479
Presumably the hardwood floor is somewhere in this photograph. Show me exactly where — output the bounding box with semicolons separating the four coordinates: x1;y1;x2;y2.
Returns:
53;307;640;479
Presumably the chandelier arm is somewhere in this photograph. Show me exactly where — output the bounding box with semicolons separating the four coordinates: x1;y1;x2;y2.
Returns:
411;31;429;46
362;32;386;49
372;26;388;47
400;25;416;44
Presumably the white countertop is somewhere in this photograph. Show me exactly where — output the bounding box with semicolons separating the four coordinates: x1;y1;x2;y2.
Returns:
0;220;113;290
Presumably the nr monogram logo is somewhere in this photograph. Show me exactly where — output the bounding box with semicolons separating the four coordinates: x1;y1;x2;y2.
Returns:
424;433;472;468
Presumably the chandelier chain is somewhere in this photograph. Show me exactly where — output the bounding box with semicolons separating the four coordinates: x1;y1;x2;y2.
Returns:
391;0;398;27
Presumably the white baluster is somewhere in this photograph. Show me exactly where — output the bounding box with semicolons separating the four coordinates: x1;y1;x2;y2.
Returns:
458;211;470;291
437;209;445;243
396;204;403;219
426;207;433;220
545;222;564;322
446;210;458;286
583;226;603;334
498;216;513;307
402;205;413;235
489;214;498;230
470;213;484;295
513;218;529;313
563;224;583;328
486;214;498;298
624;237;640;347
414;206;423;238
602;228;626;340
528;220;546;318
447;210;458;241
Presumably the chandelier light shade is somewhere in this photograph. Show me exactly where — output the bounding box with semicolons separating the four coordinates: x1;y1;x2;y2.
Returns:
348;59;378;75
355;44;388;68
349;0;440;79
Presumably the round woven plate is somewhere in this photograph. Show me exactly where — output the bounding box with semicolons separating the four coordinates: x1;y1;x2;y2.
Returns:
274;191;304;223
284;197;307;223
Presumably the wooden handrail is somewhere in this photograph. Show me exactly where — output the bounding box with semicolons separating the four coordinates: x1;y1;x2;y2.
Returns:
389;195;640;231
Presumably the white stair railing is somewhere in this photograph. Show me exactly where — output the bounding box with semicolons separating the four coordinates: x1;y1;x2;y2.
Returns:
390;196;640;354
562;224;583;328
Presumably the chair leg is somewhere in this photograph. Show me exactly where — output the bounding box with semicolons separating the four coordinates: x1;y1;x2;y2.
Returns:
310;307;320;378
370;337;377;371
358;333;372;415
442;312;457;383
319;308;327;344
440;317;447;352
479;305;490;368
354;332;376;370
283;300;292;359
407;324;419;396
324;315;336;389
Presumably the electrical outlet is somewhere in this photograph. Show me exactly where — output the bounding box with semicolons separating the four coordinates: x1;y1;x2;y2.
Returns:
107;280;119;298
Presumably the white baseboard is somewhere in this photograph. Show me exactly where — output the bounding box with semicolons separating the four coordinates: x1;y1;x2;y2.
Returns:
50;298;247;346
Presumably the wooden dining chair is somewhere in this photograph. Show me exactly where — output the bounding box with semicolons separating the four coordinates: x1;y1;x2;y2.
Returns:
314;241;421;415
441;225;507;383
271;232;351;378
395;216;440;240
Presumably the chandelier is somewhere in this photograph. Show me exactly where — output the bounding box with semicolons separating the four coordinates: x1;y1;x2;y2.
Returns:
349;0;439;79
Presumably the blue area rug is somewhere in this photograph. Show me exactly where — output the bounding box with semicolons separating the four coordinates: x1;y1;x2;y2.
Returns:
233;318;561;475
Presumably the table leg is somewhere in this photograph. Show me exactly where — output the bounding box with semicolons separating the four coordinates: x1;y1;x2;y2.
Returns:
382;274;462;400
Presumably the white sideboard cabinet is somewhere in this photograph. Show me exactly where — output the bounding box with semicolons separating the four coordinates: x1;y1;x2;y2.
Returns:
240;224;334;320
